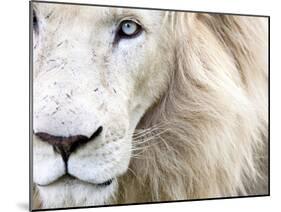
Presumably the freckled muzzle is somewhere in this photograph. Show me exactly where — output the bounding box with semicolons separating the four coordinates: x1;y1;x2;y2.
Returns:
33;72;104;137
33;65;132;188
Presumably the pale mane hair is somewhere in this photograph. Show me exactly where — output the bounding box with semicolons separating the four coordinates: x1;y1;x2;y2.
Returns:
117;12;268;203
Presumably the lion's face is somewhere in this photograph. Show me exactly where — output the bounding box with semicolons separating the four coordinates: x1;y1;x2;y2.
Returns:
33;3;172;207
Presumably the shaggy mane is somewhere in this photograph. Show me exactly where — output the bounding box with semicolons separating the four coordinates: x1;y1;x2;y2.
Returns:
117;13;268;203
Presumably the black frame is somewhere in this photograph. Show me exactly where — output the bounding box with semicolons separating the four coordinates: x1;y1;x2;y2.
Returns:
29;1;270;211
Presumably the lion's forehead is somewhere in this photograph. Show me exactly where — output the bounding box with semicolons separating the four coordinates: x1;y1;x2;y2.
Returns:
34;3;164;28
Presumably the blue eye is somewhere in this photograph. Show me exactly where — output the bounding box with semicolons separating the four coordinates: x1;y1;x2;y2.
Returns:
121;21;138;35
118;20;142;38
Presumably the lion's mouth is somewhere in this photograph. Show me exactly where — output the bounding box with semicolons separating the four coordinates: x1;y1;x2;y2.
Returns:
36;174;114;187
97;178;113;186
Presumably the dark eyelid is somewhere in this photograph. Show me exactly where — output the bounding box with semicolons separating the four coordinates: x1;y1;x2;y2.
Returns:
118;16;142;27
32;9;39;33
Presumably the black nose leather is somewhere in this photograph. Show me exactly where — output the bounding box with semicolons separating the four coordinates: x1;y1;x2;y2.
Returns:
35;126;103;162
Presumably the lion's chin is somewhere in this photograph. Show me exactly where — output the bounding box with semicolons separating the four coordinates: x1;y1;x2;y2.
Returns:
36;175;117;209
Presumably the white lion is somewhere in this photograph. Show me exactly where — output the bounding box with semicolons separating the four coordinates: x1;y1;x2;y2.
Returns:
32;2;268;209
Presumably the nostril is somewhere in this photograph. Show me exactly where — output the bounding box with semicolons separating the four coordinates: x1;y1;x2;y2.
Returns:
34;126;103;162
34;132;88;146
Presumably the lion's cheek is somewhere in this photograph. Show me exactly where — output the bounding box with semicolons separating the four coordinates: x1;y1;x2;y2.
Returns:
67;137;132;183
33;139;65;186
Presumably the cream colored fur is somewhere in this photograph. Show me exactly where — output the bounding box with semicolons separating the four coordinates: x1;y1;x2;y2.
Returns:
32;3;268;209
118;14;268;203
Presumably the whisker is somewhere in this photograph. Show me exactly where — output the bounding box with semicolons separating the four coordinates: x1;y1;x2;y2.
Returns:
127;167;138;178
133;128;170;145
133;123;167;137
133;127;162;138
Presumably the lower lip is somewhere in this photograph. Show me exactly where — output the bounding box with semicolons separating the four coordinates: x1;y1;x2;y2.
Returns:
96;179;113;187
36;175;114;187
66;175;114;187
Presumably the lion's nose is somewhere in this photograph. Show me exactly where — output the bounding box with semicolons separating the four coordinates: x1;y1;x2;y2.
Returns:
35;126;103;162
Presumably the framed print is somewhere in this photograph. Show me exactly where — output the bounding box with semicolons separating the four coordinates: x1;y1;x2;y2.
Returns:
30;0;269;210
